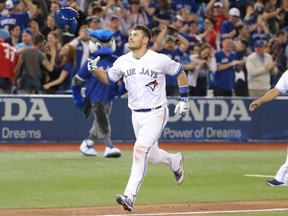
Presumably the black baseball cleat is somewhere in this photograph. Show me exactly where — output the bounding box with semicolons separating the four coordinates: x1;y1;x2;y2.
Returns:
115;194;133;212
266;179;286;187
173;153;185;185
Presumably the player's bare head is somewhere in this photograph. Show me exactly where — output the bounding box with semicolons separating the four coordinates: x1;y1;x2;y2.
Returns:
132;25;152;42
128;25;151;50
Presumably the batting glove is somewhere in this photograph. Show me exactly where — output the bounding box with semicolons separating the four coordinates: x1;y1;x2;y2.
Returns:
87;56;100;72
174;97;189;115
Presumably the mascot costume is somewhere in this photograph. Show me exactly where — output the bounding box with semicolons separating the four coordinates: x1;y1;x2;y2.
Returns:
71;29;123;158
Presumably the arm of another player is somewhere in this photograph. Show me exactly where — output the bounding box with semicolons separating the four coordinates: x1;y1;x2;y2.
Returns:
249;88;281;111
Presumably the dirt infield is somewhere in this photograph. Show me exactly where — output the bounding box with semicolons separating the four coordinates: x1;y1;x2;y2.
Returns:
1;142;288;216
1;200;288;216
0;142;287;152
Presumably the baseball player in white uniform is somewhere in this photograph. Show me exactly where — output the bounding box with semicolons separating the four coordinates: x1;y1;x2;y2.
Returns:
249;69;288;187
87;25;189;212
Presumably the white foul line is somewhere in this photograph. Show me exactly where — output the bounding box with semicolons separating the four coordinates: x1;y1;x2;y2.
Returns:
244;174;274;178
103;208;288;216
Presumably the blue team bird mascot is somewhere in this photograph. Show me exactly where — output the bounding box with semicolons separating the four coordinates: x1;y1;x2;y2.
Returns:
71;29;123;158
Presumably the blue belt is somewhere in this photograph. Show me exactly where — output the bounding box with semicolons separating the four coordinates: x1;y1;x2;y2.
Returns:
133;105;162;112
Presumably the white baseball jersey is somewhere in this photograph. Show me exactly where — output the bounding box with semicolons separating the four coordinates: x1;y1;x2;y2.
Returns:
107;49;182;110
275;69;288;94
271;69;288;184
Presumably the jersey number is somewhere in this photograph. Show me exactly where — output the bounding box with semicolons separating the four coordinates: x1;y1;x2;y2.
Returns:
4;47;16;62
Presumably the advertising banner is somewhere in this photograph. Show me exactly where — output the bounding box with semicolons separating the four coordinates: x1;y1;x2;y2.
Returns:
0;95;287;143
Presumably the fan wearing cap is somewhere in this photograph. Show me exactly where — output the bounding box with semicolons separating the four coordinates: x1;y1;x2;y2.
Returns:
174;8;194;34
15;28;32;52
153;24;190;96
205;0;229;33
246;3;267;28
220;7;241;39
246;3;269;52
86;16;101;31
171;14;187;34
0;0;37;33
86;5;106;29
245;40;276;97
105;14;128;56
171;0;198;15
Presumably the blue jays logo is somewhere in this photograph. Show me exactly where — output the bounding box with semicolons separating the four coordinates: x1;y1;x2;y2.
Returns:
145;80;158;91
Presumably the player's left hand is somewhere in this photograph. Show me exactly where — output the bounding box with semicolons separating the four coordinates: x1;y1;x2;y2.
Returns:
249;100;261;111
87;56;100;72
174;97;189;115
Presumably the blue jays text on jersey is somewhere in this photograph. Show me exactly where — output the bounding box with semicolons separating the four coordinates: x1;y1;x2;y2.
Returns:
124;68;158;78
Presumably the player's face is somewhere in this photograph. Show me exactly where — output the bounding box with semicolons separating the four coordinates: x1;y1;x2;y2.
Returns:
128;30;146;50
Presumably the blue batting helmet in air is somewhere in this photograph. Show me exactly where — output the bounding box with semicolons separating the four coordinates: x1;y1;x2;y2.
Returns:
54;7;79;34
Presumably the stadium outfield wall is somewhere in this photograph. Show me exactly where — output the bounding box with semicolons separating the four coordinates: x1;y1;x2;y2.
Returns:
0;95;287;144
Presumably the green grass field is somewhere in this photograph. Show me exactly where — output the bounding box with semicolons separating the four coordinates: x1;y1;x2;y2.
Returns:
0;149;287;210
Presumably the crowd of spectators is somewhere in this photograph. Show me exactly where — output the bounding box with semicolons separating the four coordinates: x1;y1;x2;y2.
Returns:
0;0;288;97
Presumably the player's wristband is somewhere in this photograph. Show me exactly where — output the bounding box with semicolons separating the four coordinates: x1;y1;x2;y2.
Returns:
179;85;189;97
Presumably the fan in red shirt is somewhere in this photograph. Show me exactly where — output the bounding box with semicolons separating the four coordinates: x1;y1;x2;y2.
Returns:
205;0;228;33
0;38;18;94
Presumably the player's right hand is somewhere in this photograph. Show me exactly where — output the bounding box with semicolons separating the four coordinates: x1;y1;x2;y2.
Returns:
249;100;261;111
87;56;100;72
